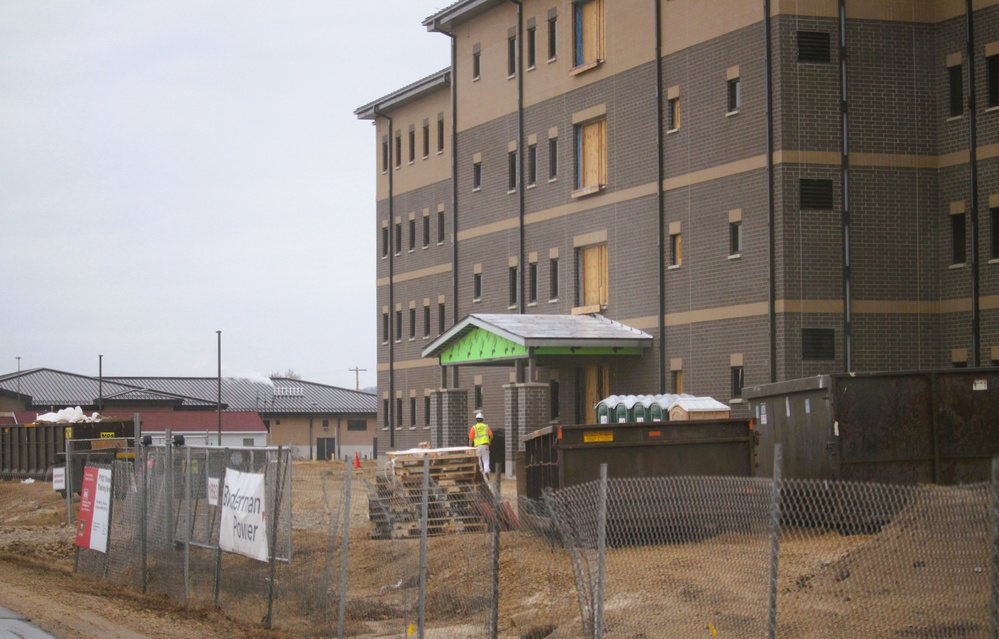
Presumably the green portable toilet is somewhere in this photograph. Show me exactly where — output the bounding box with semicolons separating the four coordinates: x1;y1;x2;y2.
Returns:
595;395;618;424
614;403;628;423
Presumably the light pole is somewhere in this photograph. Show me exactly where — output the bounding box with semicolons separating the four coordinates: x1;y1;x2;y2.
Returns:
308;402;317;461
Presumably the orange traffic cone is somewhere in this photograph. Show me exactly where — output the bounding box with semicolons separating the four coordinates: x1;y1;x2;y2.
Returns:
353;452;361;469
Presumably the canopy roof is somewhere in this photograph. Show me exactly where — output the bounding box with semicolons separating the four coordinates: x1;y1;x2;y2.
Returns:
422;314;652;366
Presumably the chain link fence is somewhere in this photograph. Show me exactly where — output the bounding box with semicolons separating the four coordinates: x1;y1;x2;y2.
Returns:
55;442;999;638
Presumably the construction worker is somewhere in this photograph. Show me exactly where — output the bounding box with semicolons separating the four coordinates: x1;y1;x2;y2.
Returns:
468;411;493;477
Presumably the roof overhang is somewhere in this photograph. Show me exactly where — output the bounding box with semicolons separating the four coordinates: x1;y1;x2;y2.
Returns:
422;314;652;366
423;0;506;34
354;69;451;120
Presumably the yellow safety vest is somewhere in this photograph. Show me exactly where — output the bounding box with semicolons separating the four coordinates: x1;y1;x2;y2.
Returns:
472;422;491;446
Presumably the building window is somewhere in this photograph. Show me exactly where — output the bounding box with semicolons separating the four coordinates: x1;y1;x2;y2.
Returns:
949;64;964;117
473;272;483;300
731;366;744;399
422;122;430;158
528;261;538;303
527;26;536;68
509;265;519;306
550;379;560;419
473;161;482;190
669;232;682;267
474;384;483;410
575;119;607;192
394;132;401;168
437;115;445;153
438;209;445;244
381;136;389;173
473;50;481;80
550;257;560;300
802;328;835;360
800;179;834;210
671;370;684;394
438;302;446;335
577;244;608;307
394;222;402;254
381;226;389;257
797;31;830;63
727;77;741;112
396;398;403;427
382;400;388;428
548;15;557;61
382;312;389;343
408;218;416;251
527;143;537;186
508;36;517;77
347;419;366;432
394;310;402;342
508;149;518;191
409;307;416;339
424;396;431;427
423;304;431;338
573;0;604;69
408;129;415;163
668;98;680;131
988;56;999;108
410;397;417;428
952;212;967;264
549;136;559;180
991;207;999;259
423;215;430;248
730;221;743;255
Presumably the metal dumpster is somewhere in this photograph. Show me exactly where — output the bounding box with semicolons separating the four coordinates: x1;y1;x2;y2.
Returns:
744;368;999;485
520;419;755;500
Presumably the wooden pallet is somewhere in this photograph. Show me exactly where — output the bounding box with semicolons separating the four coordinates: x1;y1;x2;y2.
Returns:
369;448;493;539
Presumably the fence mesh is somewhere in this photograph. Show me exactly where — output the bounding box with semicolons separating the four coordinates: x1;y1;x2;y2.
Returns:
48;447;999;639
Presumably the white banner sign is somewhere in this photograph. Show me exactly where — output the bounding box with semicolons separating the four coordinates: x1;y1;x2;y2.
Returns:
53;466;65;492
218;469;268;562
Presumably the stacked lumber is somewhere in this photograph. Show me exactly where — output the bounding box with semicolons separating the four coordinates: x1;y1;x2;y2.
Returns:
368;447;494;539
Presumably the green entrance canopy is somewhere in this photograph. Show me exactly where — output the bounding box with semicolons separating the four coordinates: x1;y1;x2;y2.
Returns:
422;313;652;366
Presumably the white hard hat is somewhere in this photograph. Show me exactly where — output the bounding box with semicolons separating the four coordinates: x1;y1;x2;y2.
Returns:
475;411;484;420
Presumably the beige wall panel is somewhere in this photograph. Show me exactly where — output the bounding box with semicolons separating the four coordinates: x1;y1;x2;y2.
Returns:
663;0;762;56
374;89;452;200
454;4;519;132
462;0;657;123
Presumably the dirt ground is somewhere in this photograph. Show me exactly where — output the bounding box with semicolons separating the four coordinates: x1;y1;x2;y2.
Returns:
0;466;990;639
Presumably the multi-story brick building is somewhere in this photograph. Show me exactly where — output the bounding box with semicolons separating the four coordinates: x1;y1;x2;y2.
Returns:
357;0;999;469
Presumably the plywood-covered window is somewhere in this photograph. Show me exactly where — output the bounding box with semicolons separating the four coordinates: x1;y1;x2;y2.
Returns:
577;243;608;308
575;119;606;193
573;0;604;69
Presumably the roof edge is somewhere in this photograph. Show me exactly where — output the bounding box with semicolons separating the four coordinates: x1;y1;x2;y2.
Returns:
355;68;451;120
422;0;507;33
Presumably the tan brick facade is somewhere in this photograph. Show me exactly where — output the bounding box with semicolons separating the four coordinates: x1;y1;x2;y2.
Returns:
360;0;999;455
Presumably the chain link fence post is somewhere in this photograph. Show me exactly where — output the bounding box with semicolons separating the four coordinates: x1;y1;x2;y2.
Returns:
490;469;501;639
595;463;608;639
337;458;352;639
265;446;284;629
140;438;148;594
992;456;999;639
767;443;783;639
418;453;430;639
184;445;191;603
65;438;73;526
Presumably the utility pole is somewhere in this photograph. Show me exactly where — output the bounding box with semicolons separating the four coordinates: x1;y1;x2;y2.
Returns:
349;367;367;391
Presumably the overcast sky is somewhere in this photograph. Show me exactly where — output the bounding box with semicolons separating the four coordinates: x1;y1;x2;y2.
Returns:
1;2;450;390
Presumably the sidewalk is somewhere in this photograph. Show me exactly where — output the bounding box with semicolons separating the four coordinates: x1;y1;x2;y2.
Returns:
0;605;57;639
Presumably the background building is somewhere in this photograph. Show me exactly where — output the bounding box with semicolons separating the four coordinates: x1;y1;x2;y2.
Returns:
358;0;999;468
0;368;378;460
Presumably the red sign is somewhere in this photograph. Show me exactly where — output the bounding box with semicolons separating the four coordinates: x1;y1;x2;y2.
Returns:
75;467;98;549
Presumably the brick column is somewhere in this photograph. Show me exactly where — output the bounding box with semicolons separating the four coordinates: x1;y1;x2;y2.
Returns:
431;388;468;448
503;382;548;478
